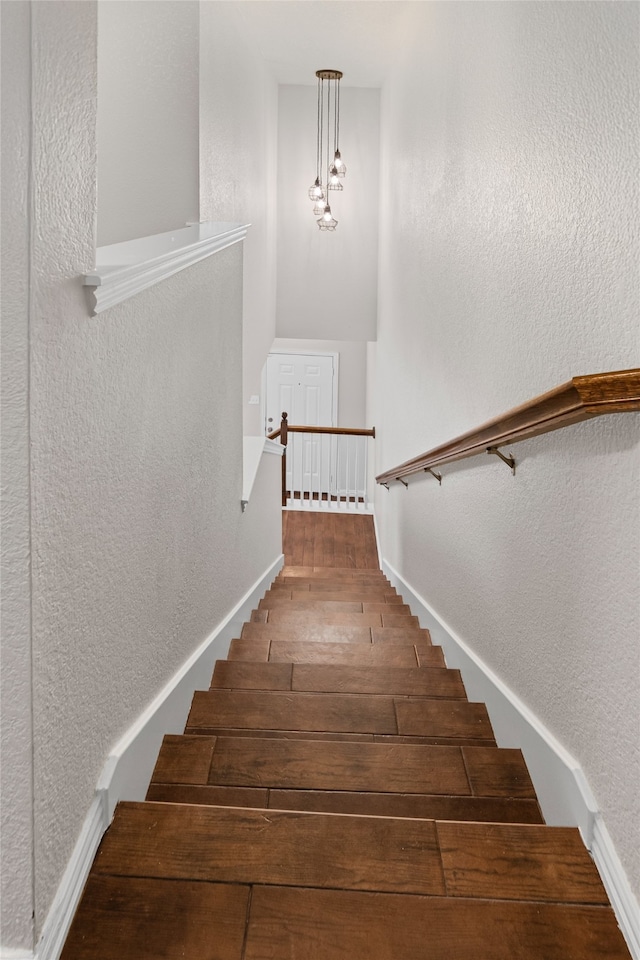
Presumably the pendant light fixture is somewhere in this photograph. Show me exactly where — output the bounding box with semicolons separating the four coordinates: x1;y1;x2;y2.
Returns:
308;69;346;231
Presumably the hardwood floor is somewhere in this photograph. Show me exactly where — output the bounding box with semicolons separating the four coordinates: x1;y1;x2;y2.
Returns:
282;510;379;568
61;513;632;960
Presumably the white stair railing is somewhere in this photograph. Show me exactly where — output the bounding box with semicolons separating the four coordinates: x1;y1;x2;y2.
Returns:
268;414;375;513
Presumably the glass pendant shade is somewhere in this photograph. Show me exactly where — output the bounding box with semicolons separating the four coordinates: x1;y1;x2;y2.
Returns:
308;178;325;202
333;150;346;177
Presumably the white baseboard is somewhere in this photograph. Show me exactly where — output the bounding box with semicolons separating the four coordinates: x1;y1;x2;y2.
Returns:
381;557;639;960
27;796;106;960
25;554;284;960
592;815;640;959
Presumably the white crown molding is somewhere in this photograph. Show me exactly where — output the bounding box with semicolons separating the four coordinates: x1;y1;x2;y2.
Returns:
263;438;285;456
380;556;640;960
82;222;250;315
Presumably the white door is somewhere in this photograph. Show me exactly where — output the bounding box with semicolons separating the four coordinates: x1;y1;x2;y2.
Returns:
265;353;335;501
265;353;335;432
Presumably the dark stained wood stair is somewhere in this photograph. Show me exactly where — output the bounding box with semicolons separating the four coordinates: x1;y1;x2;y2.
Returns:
61;514;632;959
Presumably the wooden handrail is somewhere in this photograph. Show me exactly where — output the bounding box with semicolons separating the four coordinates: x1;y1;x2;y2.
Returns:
287;424;376;438
267;415;375;442
376;368;640;485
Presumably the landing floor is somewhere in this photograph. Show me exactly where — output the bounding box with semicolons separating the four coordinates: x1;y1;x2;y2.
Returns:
282;510;379;569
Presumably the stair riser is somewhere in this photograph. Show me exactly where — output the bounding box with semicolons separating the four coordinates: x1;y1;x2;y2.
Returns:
146;781;544;824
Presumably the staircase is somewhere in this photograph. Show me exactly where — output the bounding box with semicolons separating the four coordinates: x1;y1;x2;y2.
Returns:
62;517;631;959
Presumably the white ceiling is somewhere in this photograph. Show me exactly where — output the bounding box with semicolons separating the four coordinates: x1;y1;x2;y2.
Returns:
234;1;417;87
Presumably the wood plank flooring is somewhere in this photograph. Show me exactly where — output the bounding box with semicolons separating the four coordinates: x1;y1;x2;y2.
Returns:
282;511;380;568
61;513;631;960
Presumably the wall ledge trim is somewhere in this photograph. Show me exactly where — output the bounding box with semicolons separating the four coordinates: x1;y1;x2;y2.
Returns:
381;557;639;960
20;553;283;960
82;221;250;315
242;436;284;511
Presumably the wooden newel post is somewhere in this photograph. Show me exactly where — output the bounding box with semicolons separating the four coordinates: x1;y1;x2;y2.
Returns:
280;412;288;507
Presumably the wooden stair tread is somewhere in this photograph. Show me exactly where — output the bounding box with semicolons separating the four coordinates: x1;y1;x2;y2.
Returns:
244;886;630;960
184;691;398;736
251;609;420;627
370;627;432;643
435;820;607;902
279;566;386;579
61;875;249;960
186;689;398;735
241;622;433;644
273;565;391;586
211;661;466;698
271;590;405;603
62;878;630;960
265;585;402;598
94;801;447;896
274;579;394;591
211;661;293;690
152;735;535;798
257;598;413;615
228;639;444;667
241;622;371;643
94;802;606;905
185;689;495;740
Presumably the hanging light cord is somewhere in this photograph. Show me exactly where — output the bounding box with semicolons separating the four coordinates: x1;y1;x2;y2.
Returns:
334;77;340;156
326;77;331;185
316;76;323;184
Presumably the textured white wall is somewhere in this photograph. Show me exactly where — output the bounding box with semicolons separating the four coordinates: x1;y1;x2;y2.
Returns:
276;84;379;342
270;338;368;427
97;0;200;245
199;2;278;435
0;2;36;950
1;1;281;945
374;1;639;900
